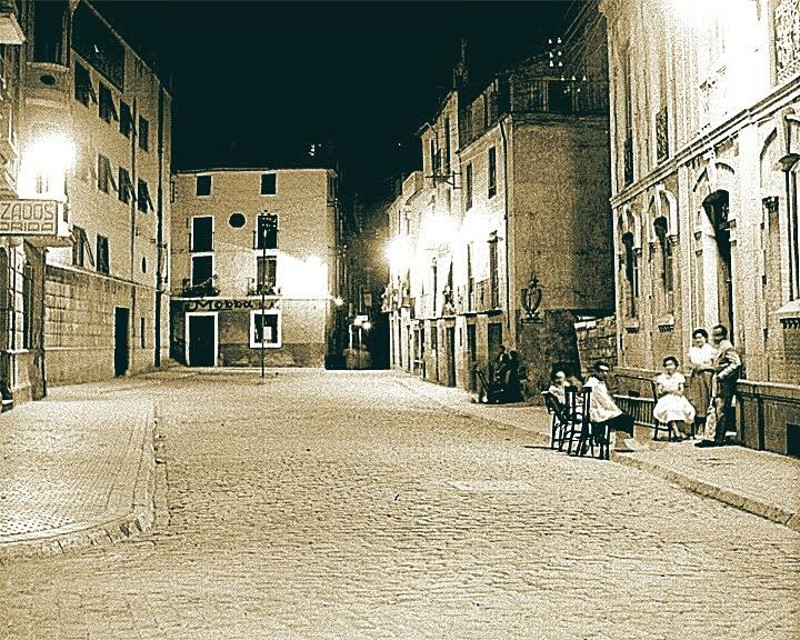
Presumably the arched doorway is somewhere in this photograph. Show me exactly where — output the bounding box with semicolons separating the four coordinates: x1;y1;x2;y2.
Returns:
702;190;734;334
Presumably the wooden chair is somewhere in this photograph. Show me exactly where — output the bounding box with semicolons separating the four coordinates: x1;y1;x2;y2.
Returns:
542;391;570;449
650;378;681;442
566;387;611;460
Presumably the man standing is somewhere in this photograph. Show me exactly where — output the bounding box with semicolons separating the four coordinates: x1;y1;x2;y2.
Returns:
696;324;742;448
584;361;638;452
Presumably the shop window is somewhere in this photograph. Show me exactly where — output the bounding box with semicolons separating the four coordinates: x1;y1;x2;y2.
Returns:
196;174;212;196
119;101;133;137
250;310;281;348
260;172;276;195
191;216;213;252
138;116;149;151
96;234;110;275
98;83;118;123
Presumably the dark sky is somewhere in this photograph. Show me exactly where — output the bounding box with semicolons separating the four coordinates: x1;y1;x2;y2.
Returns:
95;1;576;198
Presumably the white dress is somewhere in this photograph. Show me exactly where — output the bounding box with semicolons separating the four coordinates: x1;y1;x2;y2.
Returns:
653;372;696;423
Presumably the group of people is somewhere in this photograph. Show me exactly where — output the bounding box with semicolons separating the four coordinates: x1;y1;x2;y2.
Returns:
658;323;742;448
490;346;523;403
546;323;742;450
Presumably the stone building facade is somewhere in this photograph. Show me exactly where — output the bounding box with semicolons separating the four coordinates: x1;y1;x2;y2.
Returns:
17;0;172;386
384;34;614;396
600;0;800;454
170;168;341;368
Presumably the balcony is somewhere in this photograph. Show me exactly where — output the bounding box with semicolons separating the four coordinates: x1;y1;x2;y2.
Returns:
181;277;220;298
247;279;281;297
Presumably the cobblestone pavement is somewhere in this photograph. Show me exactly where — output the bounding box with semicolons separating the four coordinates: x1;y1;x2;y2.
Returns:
1;369;798;639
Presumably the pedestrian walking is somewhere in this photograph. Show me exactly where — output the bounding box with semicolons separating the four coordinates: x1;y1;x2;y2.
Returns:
696;324;742;448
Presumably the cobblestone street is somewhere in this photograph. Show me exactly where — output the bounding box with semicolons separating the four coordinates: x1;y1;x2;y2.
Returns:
1;370;798;639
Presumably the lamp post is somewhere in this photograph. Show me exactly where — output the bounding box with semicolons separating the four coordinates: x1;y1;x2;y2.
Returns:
258;213;267;380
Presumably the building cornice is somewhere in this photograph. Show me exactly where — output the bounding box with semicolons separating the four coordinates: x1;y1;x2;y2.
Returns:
610;74;800;208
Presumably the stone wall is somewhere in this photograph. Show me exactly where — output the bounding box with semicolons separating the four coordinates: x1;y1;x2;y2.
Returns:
45;265;158;384
574;315;618;379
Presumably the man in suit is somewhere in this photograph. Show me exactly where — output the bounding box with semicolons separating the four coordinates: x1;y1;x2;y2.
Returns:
696;324;742;448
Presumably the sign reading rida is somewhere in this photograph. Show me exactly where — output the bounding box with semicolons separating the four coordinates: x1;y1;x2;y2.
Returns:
0;200;63;235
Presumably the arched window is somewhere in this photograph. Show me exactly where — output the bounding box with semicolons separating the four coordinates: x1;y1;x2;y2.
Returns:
653;215;673;296
622;231;639;317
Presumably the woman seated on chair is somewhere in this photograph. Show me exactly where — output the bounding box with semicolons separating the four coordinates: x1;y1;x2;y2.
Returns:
653;355;696;441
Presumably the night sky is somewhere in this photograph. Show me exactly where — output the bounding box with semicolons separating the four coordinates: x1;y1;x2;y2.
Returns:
95;1;576;199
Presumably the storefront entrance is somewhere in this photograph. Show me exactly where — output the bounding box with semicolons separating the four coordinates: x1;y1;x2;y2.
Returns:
187;313;217;366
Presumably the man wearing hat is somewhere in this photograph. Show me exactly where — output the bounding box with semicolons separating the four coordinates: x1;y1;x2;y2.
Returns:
583;361;639;452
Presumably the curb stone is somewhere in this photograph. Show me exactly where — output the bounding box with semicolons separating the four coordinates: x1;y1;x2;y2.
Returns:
610;451;798;530
0;401;157;564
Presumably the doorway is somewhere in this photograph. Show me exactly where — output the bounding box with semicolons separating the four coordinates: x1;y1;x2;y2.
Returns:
446;326;456;387
114;307;130;377
467;324;477;391
187;313;217;367
703;190;734;334
488;323;503;379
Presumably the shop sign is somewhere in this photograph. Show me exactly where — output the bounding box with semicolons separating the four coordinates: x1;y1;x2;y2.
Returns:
0;199;65;235
183;298;279;312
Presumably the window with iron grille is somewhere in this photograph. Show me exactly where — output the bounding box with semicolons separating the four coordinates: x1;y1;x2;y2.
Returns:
137;179;153;212
465;162;473;210
488;146;497;198
118;167;132;204
74;62;96;106
96;235;110;275
97;155;116;194
256;213;278;250
98;83;118;123
138;116;149;151
120;101;133;137
256;255;277;294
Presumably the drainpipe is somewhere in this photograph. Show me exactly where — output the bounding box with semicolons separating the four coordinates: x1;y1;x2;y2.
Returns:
499;116;512;338
155;82;165;367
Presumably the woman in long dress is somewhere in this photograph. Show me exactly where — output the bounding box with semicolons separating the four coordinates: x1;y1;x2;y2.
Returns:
687;328;717;436
654;356;696;440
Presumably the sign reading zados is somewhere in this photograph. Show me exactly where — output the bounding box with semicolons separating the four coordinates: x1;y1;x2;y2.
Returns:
0;200;64;235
